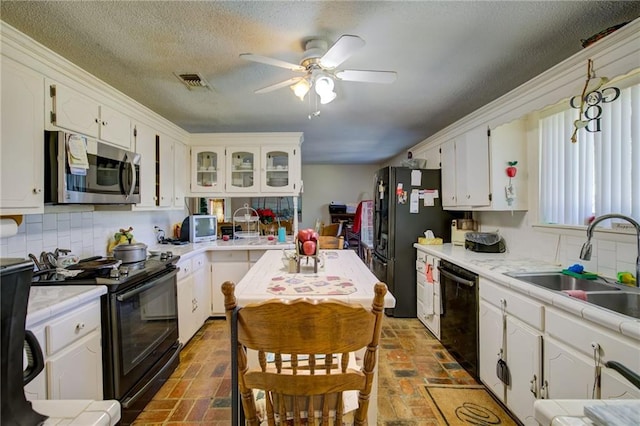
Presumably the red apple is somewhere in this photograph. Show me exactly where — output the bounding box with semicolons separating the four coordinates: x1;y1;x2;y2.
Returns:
302;240;316;255
311;231;319;241
297;229;312;242
506;161;518;178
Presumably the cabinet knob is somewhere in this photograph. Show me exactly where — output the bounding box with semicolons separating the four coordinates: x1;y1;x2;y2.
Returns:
33;188;42;194
467;195;471;199
95;118;99;123
102;121;107;126
76;322;85;331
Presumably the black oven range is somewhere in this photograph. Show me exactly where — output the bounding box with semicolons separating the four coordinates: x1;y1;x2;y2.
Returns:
32;251;181;425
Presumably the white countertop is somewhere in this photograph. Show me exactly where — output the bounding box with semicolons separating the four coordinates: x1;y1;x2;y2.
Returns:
234;249;396;308
27;285;106;327
32;399;120;426
534;399;640;426
414;243;640;340
147;236;295;259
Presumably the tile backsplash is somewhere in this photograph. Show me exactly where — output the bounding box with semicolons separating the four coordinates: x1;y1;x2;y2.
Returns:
1;210;185;260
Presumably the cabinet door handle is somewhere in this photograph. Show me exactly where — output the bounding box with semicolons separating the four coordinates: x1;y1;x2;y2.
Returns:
76;322;85;331
33;188;42;194
95;118;99;123
529;374;538;398
102;121;108;126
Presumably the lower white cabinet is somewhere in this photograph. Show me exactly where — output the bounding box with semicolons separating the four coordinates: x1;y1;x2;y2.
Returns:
24;299;103;401
177;254;211;345
210;251;251;316
542;336;594;399
479;278;543;425
416;251;440;338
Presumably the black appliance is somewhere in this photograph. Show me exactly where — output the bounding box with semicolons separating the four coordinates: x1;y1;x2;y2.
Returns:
371;167;458;317
464;232;506;253
438;259;479;379
31;252;181;425
1;258;47;426
44;130;141;205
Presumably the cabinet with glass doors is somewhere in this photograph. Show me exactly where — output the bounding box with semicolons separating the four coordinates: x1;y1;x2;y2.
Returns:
190;146;225;193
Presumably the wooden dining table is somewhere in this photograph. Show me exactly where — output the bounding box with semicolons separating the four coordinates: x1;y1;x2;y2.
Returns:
229;249;396;424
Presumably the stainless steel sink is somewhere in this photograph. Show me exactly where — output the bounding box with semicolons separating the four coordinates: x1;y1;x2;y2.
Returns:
506;272;620;292
585;292;640;319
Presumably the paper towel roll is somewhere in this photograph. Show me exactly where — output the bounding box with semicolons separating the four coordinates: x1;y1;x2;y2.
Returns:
0;218;18;238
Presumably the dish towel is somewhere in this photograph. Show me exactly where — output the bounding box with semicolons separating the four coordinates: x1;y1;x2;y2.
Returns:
562;289;587;301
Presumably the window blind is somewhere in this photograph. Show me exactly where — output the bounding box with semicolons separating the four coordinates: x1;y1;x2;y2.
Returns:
539;83;640;226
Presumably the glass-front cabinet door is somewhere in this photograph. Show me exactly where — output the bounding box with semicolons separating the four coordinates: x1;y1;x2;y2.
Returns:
226;147;259;192
261;146;297;193
191;146;225;193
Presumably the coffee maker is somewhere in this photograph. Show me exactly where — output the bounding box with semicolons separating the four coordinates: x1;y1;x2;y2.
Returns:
451;218;478;246
1;258;48;425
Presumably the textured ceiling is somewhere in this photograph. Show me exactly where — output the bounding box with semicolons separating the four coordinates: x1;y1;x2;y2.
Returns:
2;1;639;164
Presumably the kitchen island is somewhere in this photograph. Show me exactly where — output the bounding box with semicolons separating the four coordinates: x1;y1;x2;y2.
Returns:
230;249;395;424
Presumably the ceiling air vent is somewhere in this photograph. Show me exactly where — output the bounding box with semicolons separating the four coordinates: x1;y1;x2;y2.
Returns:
174;72;211;90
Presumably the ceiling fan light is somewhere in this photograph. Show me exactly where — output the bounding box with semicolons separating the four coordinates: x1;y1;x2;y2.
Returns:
319;91;337;104
314;75;335;97
291;78;310;100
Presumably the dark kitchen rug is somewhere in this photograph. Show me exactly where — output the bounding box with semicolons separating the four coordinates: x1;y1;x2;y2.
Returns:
423;385;517;425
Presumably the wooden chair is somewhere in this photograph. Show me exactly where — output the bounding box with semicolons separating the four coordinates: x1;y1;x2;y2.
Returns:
320;222;340;236
318;235;344;249
222;281;387;426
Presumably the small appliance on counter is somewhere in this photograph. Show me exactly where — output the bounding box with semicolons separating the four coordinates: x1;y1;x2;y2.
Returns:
465;232;506;253
451;218;478;246
179;214;217;243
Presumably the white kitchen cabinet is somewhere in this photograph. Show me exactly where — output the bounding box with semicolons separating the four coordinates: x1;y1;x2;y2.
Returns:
24;299;103;401
133;122;158;208
47;80;131;149
190;146;226;193
0;56;45;214
173;140;187;208
227;146;260;193
542;336;594;399
415;251;440;338
210;250;252;316
188;132;303;197
261;146;300;193
479;301;505;402
441;119;527;210
158;134;174;207
177;254;211;345
441;125;490;208
479;277;543;424
601;368;640;399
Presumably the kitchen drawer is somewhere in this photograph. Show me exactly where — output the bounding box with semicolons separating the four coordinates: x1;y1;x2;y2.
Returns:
46;300;100;355
416;260;426;274
177;258;193;280
416;251;427;263
479;277;543;330
546;307;640;372
211;250;248;262
416;277;425;303
192;254;207;270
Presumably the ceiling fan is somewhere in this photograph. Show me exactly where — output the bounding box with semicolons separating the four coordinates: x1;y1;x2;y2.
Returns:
240;35;397;104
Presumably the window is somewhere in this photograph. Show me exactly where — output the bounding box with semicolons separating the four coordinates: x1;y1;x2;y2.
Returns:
539;76;640;227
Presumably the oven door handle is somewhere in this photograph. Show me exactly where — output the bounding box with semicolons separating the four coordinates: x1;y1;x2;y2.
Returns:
438;267;475;287
123;152;137;201
116;269;179;302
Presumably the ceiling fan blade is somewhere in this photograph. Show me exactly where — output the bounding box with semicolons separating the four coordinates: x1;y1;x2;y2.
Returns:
335;70;397;84
240;53;305;72
320;35;365;69
255;77;304;94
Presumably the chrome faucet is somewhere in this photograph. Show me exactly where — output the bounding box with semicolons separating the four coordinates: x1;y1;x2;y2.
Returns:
579;213;640;286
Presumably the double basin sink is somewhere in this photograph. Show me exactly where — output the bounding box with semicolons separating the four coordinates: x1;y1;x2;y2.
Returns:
505;272;640;319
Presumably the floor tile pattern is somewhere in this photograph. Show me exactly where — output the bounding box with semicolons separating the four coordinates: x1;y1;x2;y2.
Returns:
132;316;514;425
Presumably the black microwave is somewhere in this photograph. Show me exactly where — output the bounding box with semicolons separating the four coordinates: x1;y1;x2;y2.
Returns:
44;130;141;204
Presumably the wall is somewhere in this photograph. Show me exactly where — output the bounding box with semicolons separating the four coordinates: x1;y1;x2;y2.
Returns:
300;164;379;229
0;209;186;260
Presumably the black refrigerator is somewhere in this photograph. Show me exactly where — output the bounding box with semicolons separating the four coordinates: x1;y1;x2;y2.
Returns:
371;167;457;317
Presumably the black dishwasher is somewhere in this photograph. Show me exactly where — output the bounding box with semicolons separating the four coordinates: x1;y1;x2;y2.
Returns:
438;259;479;379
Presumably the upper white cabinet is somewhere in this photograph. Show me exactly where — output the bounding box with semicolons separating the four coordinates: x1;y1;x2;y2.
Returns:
441;118;527;211
157;134;174;207
133;122;158;208
261;146;299;193
173;140;187;208
441;125;491;208
188;133;303;197
227;147;260;193
47;80;131;149
0;56;45;214
191;146;226;193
